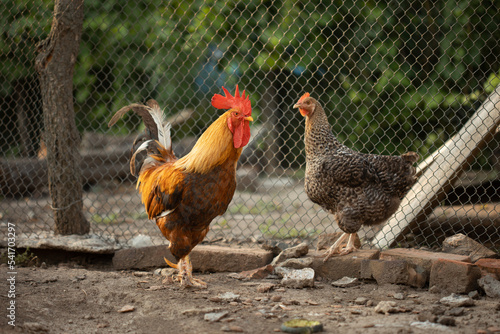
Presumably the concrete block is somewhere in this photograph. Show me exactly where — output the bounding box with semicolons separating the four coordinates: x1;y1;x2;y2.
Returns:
113;245;273;272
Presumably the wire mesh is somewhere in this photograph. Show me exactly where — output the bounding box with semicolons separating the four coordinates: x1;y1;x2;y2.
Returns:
1;0;499;252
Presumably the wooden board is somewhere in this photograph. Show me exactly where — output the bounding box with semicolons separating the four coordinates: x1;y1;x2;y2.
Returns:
371;85;500;249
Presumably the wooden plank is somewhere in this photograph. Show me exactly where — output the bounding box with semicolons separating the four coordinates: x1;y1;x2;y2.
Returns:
371;85;500;249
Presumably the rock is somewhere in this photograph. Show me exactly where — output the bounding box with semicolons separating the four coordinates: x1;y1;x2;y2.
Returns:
442;234;496;262
262;241;290;256
410;321;453;331
277;257;314;269
393;293;405;300
280;268;315;288
204;311;229;322
256;283;276;293
117;305;135;313
218;292;241;302
437;316;456;327
18;233;120;254
235;265;274;280
374;301;400;315
182;307;223;316
128;234;154;248
221;325;244;332
271;242;309;266
444;307;465;317
332;277;359;288
418;312;438;323
478;275;500;298
271;295;282;302
468;290;480;299
354;297;368;305
475;259;500;280
439;294;475;307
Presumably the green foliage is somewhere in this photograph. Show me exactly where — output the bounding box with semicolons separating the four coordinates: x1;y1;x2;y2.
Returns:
1;0;499;161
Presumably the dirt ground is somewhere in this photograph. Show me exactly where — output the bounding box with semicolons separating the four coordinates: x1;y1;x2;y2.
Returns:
2;261;500;334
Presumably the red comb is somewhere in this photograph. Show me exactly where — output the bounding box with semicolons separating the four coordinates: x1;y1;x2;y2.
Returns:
298;92;310;103
211;85;252;116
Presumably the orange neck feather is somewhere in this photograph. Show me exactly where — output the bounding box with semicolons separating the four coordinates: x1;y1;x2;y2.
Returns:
174;111;243;174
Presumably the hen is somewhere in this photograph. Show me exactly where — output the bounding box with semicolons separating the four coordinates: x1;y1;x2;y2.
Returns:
293;93;418;259
109;86;253;287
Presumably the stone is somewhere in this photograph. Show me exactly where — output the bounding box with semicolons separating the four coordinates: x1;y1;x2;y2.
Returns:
410;321;454;331
429;259;482;293
18;233;119;254
218;292;241;302
331;277;359;288
221;325;244;332
236;264;274;280
271;242;309;266
380;248;471;272
117;305;135;313
442;234;496;262
256;283;276;293
439;294;475;307
204;311;229;322
475;258;500;280
437;316;456;327
277;257;314;269
478;275;500;298
354;297;369;305
280;268;315;288
374;301;400;315
445;307;465;317
311;249;380;281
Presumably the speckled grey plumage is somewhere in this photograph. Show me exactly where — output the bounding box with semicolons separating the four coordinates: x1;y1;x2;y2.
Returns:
302;98;418;234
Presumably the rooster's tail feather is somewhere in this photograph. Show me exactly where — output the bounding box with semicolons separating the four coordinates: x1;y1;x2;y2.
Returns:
109;100;175;176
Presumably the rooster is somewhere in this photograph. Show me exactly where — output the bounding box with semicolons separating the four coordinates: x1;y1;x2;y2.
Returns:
109;86;253;287
293;93;418;259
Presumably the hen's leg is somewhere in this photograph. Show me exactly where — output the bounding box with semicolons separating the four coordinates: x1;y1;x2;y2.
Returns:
339;233;359;255
323;232;349;261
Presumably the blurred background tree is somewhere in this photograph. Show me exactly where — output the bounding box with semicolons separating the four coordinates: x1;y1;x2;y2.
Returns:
1;0;499;169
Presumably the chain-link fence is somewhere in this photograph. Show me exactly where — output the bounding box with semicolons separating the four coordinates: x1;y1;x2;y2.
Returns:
1;1;499;252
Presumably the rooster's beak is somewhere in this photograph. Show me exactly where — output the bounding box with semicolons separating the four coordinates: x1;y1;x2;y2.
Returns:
245;116;254;122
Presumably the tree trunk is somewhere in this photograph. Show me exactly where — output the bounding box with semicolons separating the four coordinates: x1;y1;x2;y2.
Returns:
35;0;88;235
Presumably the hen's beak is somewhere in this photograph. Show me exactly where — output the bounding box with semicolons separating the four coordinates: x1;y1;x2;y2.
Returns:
293;102;301;109
245;116;254;122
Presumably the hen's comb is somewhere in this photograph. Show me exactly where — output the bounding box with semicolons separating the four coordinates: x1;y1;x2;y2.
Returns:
298;92;310;103
211;85;252;116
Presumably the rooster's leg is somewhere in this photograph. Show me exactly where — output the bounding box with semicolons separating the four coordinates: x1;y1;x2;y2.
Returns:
164;256;206;288
323;232;349;261
181;256;207;288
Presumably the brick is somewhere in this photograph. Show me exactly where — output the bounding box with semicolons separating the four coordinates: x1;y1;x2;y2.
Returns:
360;259;411;285
380;248;471;272
310;249;380;280
429;259;481;294
113;245;273;272
475;258;500;280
